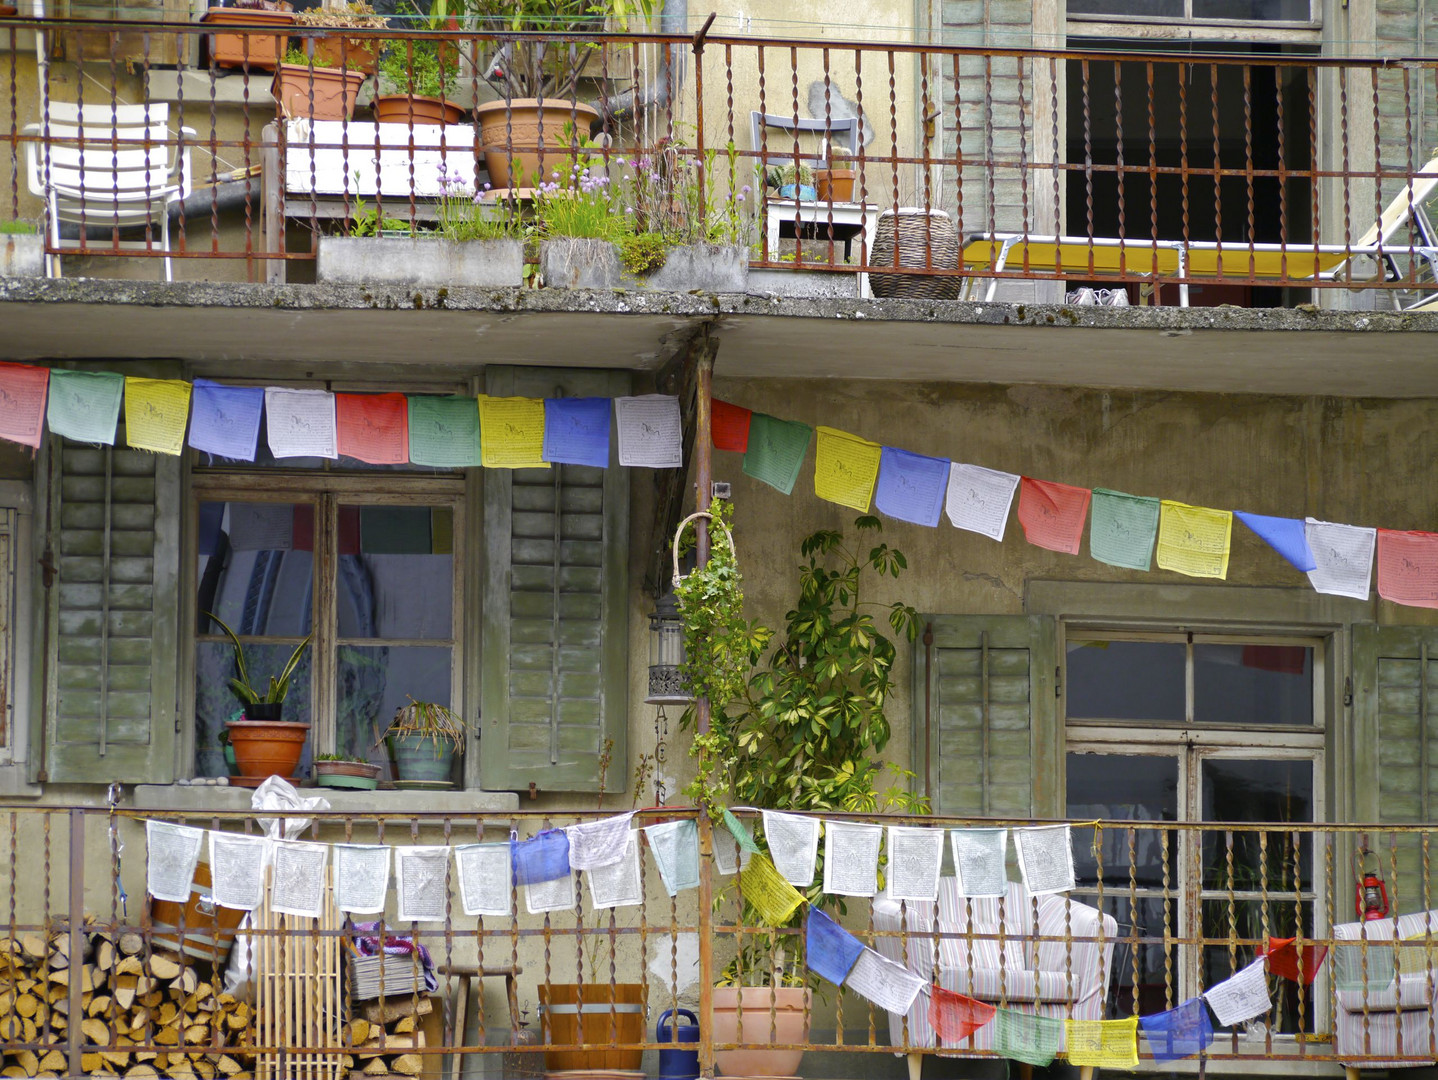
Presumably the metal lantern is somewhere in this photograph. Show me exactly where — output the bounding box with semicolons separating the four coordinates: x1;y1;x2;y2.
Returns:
646;590;692;705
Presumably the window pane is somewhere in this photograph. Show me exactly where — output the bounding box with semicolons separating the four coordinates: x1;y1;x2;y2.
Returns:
337;644;453;761
1201;758;1313;890
1192;0;1311;18
195;641;314;778
1066;639;1186;721
1068;754;1179;887
1069;0;1184;15
1202;898;1317;1032
197;501;315;635
1074;893;1179;1017
1193;643;1313;726
336;506;454;640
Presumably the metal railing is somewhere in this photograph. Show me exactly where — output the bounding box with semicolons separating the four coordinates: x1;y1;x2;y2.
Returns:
2;806;1438;1075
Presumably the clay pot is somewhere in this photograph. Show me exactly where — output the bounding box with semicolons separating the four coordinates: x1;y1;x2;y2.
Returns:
815;168;855;202
474;98;599;190
314;759;382;790
306;34;380;76
373;94;464;126
712;986;811;1078
225;719;309;780
270;63;367;121
200;7;295;71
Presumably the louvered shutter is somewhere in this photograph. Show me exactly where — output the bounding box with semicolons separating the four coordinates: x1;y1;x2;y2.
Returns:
916;615;1057;818
481;367;630;793
40;438;178;783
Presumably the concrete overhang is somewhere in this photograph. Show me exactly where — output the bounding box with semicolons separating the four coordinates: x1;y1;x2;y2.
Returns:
3;279;1438;397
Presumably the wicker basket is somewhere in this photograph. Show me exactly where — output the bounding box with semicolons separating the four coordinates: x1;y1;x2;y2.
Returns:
869;209;961;299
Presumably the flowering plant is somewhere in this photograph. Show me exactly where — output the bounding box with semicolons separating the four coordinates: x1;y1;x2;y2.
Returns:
435;161;521;240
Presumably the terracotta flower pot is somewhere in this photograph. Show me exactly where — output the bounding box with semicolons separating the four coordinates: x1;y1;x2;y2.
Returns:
306;35;380;76
815;168;855;203
474;98;599;191
712;985;811;1078
373;94;464;126
225;719;309;780
270;63;367;121
200;7;295;71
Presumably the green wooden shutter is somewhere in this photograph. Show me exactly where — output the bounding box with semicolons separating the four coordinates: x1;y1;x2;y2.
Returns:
915;615;1057;818
480;367;630;793
40;438;179;783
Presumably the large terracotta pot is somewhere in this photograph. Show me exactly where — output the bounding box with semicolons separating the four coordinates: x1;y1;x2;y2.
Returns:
474;98;599;190
538;983;644;1072
374;94;464;126
200;8;295;71
271;63;367;121
225;719;309;780
712;985;811;1078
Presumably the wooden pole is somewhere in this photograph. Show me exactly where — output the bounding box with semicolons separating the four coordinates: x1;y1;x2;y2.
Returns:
694;331;716;1080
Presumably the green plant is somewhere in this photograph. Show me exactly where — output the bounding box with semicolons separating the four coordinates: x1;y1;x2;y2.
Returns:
616;232;667;275
768;162;814;189
348;192;413;236
377;39;459;100
0;220;35;235
315;753;371;764
384;697;467;753
203;611;313;706
433;163;521;241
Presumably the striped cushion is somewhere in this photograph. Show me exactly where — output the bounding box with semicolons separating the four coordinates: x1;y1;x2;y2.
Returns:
1333;910;1438;1066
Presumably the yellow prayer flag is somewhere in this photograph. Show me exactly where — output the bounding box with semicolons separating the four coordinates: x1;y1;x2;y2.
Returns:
123;377;192;456
1065;1016;1138;1069
478;395;548;469
813;426;882;512
738;853;805;926
1155;500;1232;579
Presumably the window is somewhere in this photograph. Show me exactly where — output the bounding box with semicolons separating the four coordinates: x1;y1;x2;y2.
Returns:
1068;0;1317;25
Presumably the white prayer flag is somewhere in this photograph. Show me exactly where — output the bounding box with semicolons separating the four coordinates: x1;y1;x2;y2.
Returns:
643;820;701;896
950;827;1009;898
1013;824;1075;895
455;843;513;917
270;840;329;918
945;463;1021;541
843;947;927;1015
713;829;740;876
332;844;391;915
1204;957;1271;1027
394;846;451;923
566;812;634;871
762;811;821;887
208;832;268;912
886;826;945;902
1305;518;1376;600
822;821;883;897
525;872;576;915
146;821;206;904
264;387;338;460
586;832;644;910
614;395;683;468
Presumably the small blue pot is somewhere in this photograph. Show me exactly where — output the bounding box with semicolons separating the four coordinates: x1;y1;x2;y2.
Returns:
778;184;817;201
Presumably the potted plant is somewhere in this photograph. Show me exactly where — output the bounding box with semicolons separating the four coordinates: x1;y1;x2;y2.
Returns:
293;0;386;75
814;144;854;203
374;39;464;125
200;0;295;72
382;698;466;787
313;753;383;790
769;162;816;202
205;611;314;783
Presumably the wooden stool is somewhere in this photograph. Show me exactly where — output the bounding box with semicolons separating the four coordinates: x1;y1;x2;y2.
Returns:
437;962;525;1080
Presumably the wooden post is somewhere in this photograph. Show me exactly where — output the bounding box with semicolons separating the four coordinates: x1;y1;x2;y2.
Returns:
694;332;716;1080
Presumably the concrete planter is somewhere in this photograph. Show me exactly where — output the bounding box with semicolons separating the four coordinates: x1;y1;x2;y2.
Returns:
318;236;523;288
0;233;42;278
540;239;748;292
748;266;860;299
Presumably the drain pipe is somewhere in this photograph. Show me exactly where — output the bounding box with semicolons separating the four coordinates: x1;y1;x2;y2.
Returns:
600;0;690;124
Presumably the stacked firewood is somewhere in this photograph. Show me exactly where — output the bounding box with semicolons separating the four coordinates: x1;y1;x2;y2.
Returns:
343;995;436;1078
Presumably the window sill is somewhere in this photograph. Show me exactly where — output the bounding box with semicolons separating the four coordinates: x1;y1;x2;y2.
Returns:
131;783;519;815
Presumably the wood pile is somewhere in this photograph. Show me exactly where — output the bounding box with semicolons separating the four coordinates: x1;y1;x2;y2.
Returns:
0;921;256;1080
342;995;437;1079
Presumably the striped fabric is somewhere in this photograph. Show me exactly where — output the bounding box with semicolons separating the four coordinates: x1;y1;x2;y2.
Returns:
1333;910;1438;1067
873;879;1117;1057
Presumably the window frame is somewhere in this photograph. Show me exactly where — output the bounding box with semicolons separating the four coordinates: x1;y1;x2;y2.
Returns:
1066;0;1320;31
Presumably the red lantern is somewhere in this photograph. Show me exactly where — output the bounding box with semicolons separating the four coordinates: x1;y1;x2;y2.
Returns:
1354;848;1390;921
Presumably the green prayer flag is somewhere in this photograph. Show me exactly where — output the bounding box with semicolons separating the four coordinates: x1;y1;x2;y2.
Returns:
47;369;123;445
408;395;481;468
993;1009;1062;1067
723;808;761;854
1089;487;1161;571
743;413;812;495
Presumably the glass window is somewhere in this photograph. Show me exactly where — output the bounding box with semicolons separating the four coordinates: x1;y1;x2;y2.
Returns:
1069;0;1312;20
1193;643;1312;726
1066;639;1186;720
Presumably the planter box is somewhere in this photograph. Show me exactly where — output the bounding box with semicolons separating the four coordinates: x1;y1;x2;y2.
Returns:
748;266;860;299
540;239;748;292
200;8;295;71
318;236;523;288
0;233;42;278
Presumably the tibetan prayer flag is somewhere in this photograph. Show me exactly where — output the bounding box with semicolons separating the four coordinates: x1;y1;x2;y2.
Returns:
47;369;123;445
1235;510;1316;573
738;853;804;926
874;446;949;527
762;810;820;887
1089;488;1160;570
1377;529;1438;609
1264;937;1328;984
993;1009;1061;1067
336;392;408;465
0;362;50;448
408;395;481;468
542;396;610;467
722;808;761;854
805;907;865;985
479;395;548;469
843;948;926;1014
712;399;752;452
189;380;263;461
1139;998;1213;1062
643;819;701;896
1017;477;1091;555
928;988;995;1044
615;394;683;468
1203;957;1271;1027
145;820;206;904
265;387;337;459
945;463;1020;541
814;426;882;511
1305;518;1375;600
743;413;812;495
1065;1017;1138;1069
564;812;633;871
511;828;570;886
1156;501;1232;579
123;377;191;456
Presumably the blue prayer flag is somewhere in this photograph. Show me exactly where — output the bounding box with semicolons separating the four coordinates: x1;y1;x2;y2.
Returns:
874;446;950;527
543;397;611;468
511;828;571;886
189;380;264;462
1139;997;1213;1062
805;907;865;985
1235;511;1317;573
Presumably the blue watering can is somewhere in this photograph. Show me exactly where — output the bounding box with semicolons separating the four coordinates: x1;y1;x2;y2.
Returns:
656;1008;700;1080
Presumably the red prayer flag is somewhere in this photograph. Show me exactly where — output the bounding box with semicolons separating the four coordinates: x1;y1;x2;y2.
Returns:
1377;529;1438;609
336;392;410;465
1241;645;1308;675
293;504;358;555
1263;937;1328;984
928;987;996;1043
1017;477;1092;555
712;399;752;453
0;362;50;449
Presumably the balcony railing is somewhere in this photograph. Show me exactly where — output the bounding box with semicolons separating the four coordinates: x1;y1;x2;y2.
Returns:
1;805;1437;1075
0;15;1436;306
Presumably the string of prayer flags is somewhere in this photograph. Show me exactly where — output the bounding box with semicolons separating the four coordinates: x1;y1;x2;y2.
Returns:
189;379;263;461
1203;956;1271;1027
524;871;576;915
1235;511;1317;573
1156;501;1232;579
814;426;882;512
743;413;812;495
1139;997;1213;1062
454;842;513;918
805;907;866;985
1018;477;1091;554
47;368;123;445
885;825;945;902
1065;1017;1139;1069
0;362;50;448
208;831;268;912
478;395;548;469
711;399;752;452
587;832;644;909
1264;937;1329;984
993;1009;1062;1067
265;387;337;460
842;947;927;1015
1090;488;1160;571
566;811;634;870
123;377;192;456
511;828;571;886
738;853;805;925
145;820;205;904
270;839;329;918
1013;824;1076;895
394;845;450;923
644;819;701;896
946;463;1020;541
408;394;482;468
332;844;391;915
542;396;611;468
615;394;683;468
874;446;949;527
336;391;409;465
1377;529;1438;608
723;807;761;854
1305;518;1375;599
950;827;1008;898
928;987;995;1044
762;810;821;887
822;820;883;897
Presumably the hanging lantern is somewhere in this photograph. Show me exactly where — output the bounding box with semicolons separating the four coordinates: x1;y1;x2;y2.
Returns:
646;590;691;705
